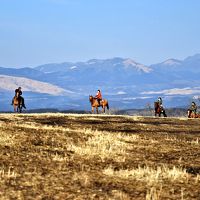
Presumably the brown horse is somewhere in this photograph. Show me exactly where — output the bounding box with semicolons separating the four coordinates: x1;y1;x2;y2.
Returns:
188;110;200;118
89;96;109;114
13;95;23;113
154;102;167;117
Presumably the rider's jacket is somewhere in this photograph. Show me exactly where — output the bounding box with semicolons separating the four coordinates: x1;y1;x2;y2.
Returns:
189;104;197;113
157;98;162;105
95;91;102;99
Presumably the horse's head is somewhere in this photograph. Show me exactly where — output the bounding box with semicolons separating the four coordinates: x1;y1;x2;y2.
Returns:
89;95;93;102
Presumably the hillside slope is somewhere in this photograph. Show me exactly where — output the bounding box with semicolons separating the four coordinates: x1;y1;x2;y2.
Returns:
0;75;72;96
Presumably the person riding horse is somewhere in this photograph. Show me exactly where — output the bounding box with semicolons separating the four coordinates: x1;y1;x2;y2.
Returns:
155;97;167;117
94;89;102;106
11;87;26;109
89;95;109;114
188;101;197;118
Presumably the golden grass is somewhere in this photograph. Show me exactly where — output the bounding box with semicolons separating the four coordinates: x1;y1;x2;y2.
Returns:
103;165;190;184
109;190;131;200
146;187;162;200
0;113;200;199
0;132;16;146
0;167;17;179
190;138;199;145
69;129;139;162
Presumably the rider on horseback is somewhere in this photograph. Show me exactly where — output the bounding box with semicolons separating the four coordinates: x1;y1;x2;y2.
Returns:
156;97;167;117
11;87;26;109
188;101;197;117
95;89;102;106
157;97;164;109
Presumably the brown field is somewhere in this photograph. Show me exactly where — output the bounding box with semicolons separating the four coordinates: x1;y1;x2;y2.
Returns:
0;113;200;200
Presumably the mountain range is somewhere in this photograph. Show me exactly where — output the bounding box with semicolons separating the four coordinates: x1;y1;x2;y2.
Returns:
1;54;200;111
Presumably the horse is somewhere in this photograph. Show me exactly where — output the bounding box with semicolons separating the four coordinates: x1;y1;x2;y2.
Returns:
89;95;109;114
13;95;23;113
154;102;167;117
188;110;200;118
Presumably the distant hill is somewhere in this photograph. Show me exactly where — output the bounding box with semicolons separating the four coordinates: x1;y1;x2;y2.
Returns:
0;75;73;96
0;55;200;111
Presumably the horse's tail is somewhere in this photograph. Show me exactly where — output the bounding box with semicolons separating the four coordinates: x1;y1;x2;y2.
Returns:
107;102;109;110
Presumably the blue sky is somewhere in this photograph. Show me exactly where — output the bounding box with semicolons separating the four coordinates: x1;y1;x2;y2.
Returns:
0;0;200;67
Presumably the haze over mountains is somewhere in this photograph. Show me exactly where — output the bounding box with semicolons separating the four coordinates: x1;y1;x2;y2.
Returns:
0;54;200;111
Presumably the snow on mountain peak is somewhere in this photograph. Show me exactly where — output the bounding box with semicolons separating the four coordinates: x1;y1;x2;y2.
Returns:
123;59;152;73
70;66;78;70
162;59;182;66
123;58;137;66
87;59;102;65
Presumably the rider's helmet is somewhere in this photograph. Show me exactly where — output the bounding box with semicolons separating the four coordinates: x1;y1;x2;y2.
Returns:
158;97;162;102
192;101;196;105
18;87;21;90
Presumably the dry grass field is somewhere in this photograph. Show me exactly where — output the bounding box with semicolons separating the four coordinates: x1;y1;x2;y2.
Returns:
0;113;200;200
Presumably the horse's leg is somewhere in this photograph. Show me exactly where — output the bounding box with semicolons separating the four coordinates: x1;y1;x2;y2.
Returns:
92;107;94;114
15;105;18;113
19;106;22;113
18;101;21;113
96;107;98;114
187;110;191;118
190;112;195;118
17;104;21;113
163;110;167;117
102;106;105;113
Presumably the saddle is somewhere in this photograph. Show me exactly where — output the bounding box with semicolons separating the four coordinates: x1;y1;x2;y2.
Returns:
96;99;103;106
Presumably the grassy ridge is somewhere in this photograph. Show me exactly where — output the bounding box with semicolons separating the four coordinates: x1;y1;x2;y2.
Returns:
0;114;200;199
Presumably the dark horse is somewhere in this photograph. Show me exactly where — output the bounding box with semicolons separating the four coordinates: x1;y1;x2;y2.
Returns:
13;94;23;113
154;102;167;117
89;95;109;114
